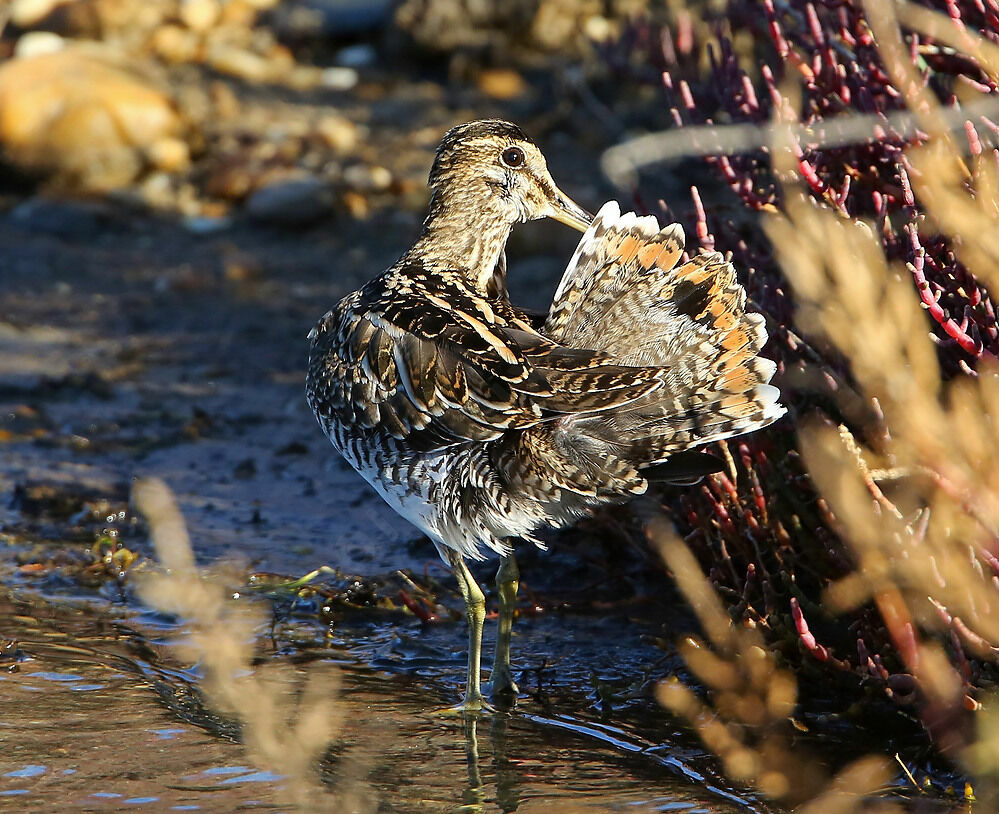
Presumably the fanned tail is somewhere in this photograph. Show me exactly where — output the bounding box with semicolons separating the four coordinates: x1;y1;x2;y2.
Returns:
544;201;785;472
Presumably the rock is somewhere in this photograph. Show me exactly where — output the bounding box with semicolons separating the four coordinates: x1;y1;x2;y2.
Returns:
209;80;241;119
286;65;324;90
268;4;325;38
146;137;191;173
203;158;257;201
150;24;202;64
182;214;234;234
137;171;175;209
336;43;377;68
204;41;296;84
245;174;334;225
395;0;602;53
10;0;65;27
343;163;392;192
13;31;66;59
319;66;358;91
315;114;358;153
0;49;184;190
9;198;111;238
218;0;259;26
179;0;221;32
341;190;368;219
207;44;274;82
583;14;614;42
395;0;510;51
19;0;168;40
476;68;527;100
270;0;393;38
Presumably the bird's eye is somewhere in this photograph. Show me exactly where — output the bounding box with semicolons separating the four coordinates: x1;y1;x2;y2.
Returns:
501;146;525;168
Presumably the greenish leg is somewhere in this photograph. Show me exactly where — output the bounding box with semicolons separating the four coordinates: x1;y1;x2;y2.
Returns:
489;553;520;699
461;717;486;811
447;550;487;711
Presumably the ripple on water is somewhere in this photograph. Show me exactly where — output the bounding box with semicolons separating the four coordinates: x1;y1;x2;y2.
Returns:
26;671;86;682
217;770;284;785
4;765;46;778
0;592;765;814
199;766;251;777
150;729;187;740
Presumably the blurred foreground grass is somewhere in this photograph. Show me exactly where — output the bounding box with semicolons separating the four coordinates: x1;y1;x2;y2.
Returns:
134;477;371;813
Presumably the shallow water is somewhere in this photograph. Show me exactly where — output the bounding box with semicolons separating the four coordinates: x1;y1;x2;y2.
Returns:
0;589;772;813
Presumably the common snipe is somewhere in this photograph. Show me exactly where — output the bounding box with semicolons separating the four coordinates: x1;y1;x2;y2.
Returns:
307;120;785;710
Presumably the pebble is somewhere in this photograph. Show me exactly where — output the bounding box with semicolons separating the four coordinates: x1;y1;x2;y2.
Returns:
218;0;257;26
207;45;274;82
183;214;234;234
287;66;324;90
150;24;201;64
336;43;377;68
203;158;257;201
315;114;358;153
209;81;241;119
13;31;65;59
270;4;325;38
583;15;615;42
320;66;358;91
9;198;108;238
179;0;221;32
146;137;191;173
270;0;393;38
343;163;392;192
340;190;368;219
476;68;527;100
245;174;334;225
10;0;63;27
137;171;174;208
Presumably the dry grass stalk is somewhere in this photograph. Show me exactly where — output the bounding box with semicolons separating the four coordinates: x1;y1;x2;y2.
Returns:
133;477;367;813
652;519;898;810
768;141;999;766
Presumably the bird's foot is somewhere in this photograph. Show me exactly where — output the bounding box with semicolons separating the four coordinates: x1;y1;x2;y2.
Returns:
431;694;495;717
486;672;520;708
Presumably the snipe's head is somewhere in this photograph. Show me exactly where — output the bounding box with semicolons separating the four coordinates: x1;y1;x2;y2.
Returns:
428;120;592;232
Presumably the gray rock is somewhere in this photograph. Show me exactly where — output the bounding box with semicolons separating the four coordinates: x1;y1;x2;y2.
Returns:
269;0;393;38
336;43;377;68
245;175;334;226
9;198;110;238
182;215;234;235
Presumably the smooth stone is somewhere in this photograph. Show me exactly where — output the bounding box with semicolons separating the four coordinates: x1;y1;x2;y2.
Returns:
245;175;334;225
0;49;184;189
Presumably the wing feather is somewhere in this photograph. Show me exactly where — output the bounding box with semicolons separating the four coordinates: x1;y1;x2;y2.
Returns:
311;267;672;448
